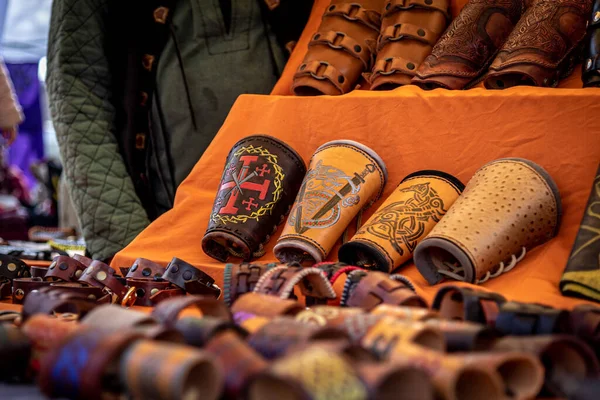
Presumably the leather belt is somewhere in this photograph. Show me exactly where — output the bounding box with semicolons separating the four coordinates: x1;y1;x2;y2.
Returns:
431;285;506;325
162;257;221;298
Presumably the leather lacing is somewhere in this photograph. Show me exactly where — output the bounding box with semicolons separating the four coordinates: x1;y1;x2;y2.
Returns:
438;247;527;284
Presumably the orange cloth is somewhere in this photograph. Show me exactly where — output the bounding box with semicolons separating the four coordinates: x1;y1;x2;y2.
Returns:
110;0;600;309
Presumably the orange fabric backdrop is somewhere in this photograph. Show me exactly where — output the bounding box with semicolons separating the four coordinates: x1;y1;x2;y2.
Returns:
110;0;600;309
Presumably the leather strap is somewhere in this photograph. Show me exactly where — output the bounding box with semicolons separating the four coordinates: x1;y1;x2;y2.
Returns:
125;257;166;279
378;23;438;50
205;331;268;399
431;285;506;325
309;30;372;70
294;60;352;94
123;278;183;307
495;301;571;335
175;316;247;347
323;2;381;32
345;271;427;310
253;264;336;303
45;256;87;282
0;323;31;382
383;0;450;18
39;329;143;399
30;266;48;278
162;257;221;297
247;317;349;360
79;260;127;301
0;254;30;281
372;56;420;78
424;319;499;352
223;262;275;307
119;340;223;400
12;277;52;304
231;292;304;317
21;286;98;322
152;295;232;326
72;254;93;267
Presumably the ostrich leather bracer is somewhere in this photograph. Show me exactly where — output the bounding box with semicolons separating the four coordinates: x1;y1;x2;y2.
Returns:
412;0;524;89
485;0;592;89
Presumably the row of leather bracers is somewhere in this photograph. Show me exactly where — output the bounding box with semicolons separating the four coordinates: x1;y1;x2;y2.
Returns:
292;0;593;93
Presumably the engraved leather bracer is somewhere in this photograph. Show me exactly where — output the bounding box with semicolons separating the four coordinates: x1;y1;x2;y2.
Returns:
339;170;463;272
274;140;387;264
292;0;384;96
485;0;592;89
560;164;600;301
370;0;451;90
412;0;525;90
203;135;306;262
582;1;600;86
414;158;562;284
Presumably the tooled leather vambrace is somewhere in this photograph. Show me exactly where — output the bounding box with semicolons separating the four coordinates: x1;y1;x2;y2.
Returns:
370;0;451;90
485;0;592;89
412;0;525;90
292;0;385;95
582;0;600;86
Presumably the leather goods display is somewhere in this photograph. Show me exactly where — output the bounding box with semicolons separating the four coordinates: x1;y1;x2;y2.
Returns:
485;0;592;89
360;316;446;355
370;0;451;90
582;0;600;87
414;158;562;284
560;164;600;302
38;329;143;400
339;170;464;272
119;340;223;400
231;292;305;317
495;301;571;335
252;263;337;304
343;270;427;309
223;262;276;307
291;0;384;96
493;335;600;397
431;285;506;325
204;331;268;399
247;317;349;360
355;359;435;400
412;0;525;90
161;257;221;298
203;135;306;262
275;140;387;264
423;319;499;352
247;345;368;400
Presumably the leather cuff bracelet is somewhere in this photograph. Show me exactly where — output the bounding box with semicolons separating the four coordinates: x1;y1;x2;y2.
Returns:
356;359;434;400
12;277;51;304
370;0;450;90
79;260;127;301
223;262;276;306
275;140;387;264
205;331;268;399
292;0;383;95
339;170;463;272
485;0;591;89
203;135;306;262
175;316;247;348
253;264;336;304
22;287;98;322
423;319;499;352
152;295;232;326
413;0;524;89
495;301;571;335
247;317;349;360
123;257;166;279
583;1;600;86
231;292;305;317
343;271;427;310
431;285;506;325
0;254;30;289
124;278;184;307
493;335;600;397
162;257;221;298
415;158;562;284
120;341;223;400
45;255;86;282
560;164;600;302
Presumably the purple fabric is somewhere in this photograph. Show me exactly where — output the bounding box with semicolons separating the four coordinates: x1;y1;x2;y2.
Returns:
5;62;43;188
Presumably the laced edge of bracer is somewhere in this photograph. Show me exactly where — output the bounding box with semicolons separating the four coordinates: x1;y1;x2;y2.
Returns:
437;247;527;284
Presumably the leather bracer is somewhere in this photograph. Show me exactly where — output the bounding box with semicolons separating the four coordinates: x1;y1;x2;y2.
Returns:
583;1;600;86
